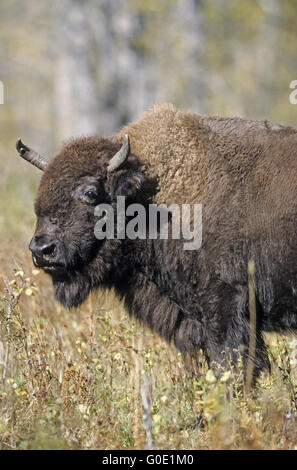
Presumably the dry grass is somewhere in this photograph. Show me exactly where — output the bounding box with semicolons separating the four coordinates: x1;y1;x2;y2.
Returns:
0;251;297;449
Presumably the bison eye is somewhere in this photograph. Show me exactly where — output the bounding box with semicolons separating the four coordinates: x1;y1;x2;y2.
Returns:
85;190;97;199
79;188;98;204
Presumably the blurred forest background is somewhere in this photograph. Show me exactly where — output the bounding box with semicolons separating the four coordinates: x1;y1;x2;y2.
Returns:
1;0;297;248
1;0;297;450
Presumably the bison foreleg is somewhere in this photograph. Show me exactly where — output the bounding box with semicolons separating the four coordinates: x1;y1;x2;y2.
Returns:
201;281;270;382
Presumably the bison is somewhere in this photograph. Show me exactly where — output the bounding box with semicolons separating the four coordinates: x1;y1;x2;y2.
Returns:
16;103;297;380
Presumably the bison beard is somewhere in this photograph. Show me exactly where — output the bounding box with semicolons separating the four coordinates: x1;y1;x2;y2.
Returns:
52;270;94;308
16;104;297;383
50;238;120;308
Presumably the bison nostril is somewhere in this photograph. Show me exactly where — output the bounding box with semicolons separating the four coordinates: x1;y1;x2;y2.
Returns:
41;242;56;256
29;237;66;270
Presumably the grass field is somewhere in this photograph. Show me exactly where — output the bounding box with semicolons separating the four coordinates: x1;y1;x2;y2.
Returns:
0;167;297;450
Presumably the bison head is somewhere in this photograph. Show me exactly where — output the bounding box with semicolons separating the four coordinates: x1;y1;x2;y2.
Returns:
16;135;147;308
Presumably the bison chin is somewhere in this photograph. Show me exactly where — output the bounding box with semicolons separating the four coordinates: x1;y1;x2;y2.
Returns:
51;271;93;308
47;239;121;308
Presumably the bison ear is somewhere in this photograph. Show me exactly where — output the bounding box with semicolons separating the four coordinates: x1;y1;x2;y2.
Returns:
109;169;145;202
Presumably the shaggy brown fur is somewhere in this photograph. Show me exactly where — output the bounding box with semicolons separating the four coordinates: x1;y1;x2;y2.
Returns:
24;104;297;379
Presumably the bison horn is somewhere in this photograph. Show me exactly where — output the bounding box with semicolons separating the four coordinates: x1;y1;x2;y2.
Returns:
107;134;130;172
16;138;48;171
